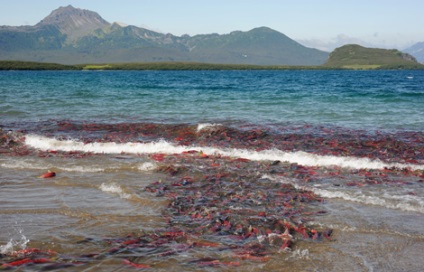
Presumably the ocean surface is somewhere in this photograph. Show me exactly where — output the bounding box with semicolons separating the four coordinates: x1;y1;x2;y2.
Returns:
1;70;423;271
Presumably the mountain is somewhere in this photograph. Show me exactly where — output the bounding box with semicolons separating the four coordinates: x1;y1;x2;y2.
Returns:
324;44;422;69
186;27;328;65
0;5;328;65
403;42;424;63
36;5;110;43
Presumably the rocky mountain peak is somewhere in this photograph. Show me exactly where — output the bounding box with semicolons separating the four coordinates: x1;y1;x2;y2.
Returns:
36;5;110;42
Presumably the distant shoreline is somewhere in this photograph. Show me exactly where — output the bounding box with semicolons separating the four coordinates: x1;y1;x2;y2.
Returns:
1;60;423;71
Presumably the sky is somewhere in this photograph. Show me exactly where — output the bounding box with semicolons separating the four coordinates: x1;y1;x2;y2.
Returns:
1;0;423;51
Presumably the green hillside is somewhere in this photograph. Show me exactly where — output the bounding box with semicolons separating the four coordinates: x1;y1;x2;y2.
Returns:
186;27;328;66
0;60;78;70
324;44;423;69
0;6;328;66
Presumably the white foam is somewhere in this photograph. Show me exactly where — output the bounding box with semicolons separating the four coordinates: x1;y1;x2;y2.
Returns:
137;162;157;171
196;123;222;132
313;188;423;213
0;240;15;254
99;183;131;199
0;160;44;170
0;232;30;255
291;249;310;260
24;134;424;171
59;166;105;172
24;135;186;155
0;159;106;173
276;177;424;214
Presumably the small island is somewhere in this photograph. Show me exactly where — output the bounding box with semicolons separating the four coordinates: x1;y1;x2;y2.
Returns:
322;44;423;70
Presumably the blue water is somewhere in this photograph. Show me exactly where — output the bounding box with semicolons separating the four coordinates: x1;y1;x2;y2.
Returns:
1;70;423;130
1;69;424;271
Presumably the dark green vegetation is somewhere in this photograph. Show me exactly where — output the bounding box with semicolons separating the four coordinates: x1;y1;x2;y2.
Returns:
76;62;328;70
0;5;328;66
323;44;423;69
0;60;78;70
0;60;327;71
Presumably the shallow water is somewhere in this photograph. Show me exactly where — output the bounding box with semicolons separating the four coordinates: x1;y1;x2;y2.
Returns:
1;70;424;271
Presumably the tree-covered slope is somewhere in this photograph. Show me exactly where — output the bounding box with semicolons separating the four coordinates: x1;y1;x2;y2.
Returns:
324;44;422;69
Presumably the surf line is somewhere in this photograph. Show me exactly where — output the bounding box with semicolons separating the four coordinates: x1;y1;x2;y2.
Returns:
274;176;424;214
24;134;424;171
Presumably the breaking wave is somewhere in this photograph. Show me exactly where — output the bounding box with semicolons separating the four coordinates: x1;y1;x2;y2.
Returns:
99;183;131;199
312;187;424;213
24;134;424;171
196;123;222;132
274;176;424;213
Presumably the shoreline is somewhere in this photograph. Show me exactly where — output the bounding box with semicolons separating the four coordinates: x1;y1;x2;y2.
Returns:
1;60;424;71
1;120;423;270
1;70;423;270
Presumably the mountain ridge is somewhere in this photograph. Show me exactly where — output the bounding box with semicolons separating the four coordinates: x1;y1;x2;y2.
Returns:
0;5;328;65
